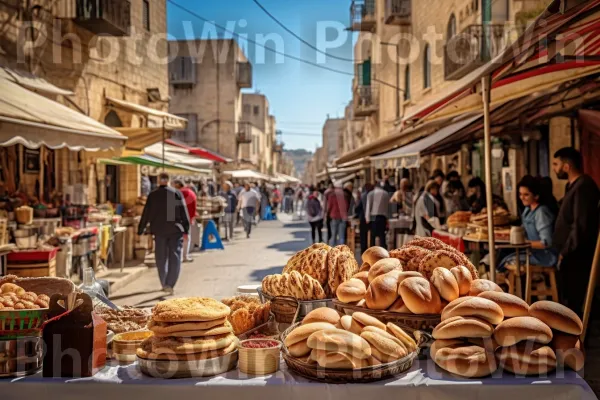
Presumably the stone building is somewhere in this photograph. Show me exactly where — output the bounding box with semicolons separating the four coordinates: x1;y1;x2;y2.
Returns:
322;117;345;163
240;93;278;175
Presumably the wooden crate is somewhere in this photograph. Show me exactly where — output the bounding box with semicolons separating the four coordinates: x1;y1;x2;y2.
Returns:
7;258;56;278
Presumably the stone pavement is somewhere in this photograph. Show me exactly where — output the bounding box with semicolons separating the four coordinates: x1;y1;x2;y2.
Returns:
110;213;311;308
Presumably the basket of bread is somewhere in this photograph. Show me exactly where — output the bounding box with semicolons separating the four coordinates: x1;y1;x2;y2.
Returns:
430;285;585;377
334;237;478;331
260;244;358;318
281;307;425;383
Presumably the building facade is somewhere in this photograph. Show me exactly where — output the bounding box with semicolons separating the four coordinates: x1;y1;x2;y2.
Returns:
322;117;345;163
240;93;278;174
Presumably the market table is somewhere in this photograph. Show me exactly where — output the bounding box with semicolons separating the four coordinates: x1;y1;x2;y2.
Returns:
1;358;596;400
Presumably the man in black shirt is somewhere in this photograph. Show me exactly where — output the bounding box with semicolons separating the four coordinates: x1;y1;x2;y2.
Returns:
552;147;600;316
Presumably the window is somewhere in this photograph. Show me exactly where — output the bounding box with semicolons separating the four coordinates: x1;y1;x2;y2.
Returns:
447;14;457;40
423;44;431;89
243;104;251;114
143;0;150;31
253;106;260;116
357;58;372;86
404;66;411;101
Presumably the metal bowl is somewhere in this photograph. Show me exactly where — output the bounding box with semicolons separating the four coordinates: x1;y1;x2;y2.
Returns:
0;336;43;377
137;350;238;379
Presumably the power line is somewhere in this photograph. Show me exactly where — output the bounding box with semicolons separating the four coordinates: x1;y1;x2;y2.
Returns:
250;0;354;62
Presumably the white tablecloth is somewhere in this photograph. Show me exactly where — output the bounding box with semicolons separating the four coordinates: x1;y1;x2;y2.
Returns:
1;358;596;400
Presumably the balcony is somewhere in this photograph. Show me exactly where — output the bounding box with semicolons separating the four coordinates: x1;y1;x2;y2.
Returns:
237;122;253;143
237;62;252;88
350;0;376;32
73;0;131;36
385;0;411;26
353;85;379;117
444;24;506;81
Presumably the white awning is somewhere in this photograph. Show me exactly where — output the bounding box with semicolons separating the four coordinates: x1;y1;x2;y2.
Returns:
143;143;213;167
0;76;125;151
0;67;74;96
105;96;187;131
371;114;481;169
223;169;271;180
275;173;301;183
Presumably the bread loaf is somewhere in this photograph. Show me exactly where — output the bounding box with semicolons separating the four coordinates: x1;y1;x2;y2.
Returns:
368;258;402;283
468;279;503;296
451;266;473;296
434;343;498;378
386;323;417;352
529;301;583;336
432;316;494;340
302;308;341;326
431;267;460;302
441;296;504;325
340;314;364;335
352;312;386;331
365;274;399;310
441;296;476;320
394;271;424;288
288;340;311;357
306;329;372;359
387;296;411;313
493;316;553;347
361;327;407;361
284;322;337;347
497;343;557;375
359;262;371;272
478;291;529;318
552;333;585;371
310;349;369;369
352;271;370;287
336;279;367;304
398;277;442;315
362;247;390;266
430;339;465;360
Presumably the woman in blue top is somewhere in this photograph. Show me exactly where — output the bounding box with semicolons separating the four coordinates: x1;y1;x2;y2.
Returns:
498;175;559;271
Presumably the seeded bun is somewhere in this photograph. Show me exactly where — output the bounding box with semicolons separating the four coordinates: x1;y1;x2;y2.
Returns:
493;316;553;347
529;301;583;336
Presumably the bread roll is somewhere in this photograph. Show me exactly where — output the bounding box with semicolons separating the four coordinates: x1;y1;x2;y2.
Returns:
441;296;476;320
359;262;371;272
493;316;553;347
529;301;583;336
497;343;557;375
433;316;494;340
336;279;367;303
307;329;372;359
361;327;407;360
431;268;460;302
288;340;311;357
362;247;390;266
311;350;369;369
302;308;341;326
368;258;402;283
386;322;417;352
441;296;504;325
399;277;442;315
340;314;364;335
468;279;503;296
434;344;498;378
352;312;386;331
284;322;337;347
478;291;529;318
552;333;585;371
387;297;410;313
365;274;399;310
352;271;370;287
394;271;424;288
450;266;473;296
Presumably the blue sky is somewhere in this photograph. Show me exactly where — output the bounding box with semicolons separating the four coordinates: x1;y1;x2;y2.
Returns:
167;0;355;152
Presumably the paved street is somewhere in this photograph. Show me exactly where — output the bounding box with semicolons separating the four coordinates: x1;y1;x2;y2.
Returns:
110;214;310;307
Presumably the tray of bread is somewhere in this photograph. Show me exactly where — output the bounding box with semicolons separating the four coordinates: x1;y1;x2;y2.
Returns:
280;307;426;383
333;238;479;332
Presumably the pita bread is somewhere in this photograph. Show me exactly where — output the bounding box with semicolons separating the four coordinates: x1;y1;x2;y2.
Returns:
137;336;238;361
152;333;236;354
152;297;230;322
151;322;233;337
148;318;228;333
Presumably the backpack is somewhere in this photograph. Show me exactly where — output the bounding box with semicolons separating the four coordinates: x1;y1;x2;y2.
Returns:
306;198;322;218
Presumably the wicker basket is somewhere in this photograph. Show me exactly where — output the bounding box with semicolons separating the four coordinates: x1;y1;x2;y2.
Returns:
257;288;335;321
0;309;49;339
333;300;441;332
280;322;422;383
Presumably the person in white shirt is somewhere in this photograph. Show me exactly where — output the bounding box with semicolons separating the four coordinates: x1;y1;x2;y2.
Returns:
236;183;260;238
366;181;391;249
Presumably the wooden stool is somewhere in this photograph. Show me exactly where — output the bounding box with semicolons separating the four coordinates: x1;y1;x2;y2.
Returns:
504;263;559;303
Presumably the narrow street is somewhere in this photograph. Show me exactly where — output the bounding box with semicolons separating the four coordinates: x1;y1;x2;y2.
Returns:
110;215;310;308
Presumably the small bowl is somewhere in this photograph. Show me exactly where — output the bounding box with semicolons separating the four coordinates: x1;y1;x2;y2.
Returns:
112;331;153;362
238;339;282;375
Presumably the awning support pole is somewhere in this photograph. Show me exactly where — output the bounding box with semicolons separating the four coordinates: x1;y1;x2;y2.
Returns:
582;231;600;341
162;121;166;172
482;75;497;282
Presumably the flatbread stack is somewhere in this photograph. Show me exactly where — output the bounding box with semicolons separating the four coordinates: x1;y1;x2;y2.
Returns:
137;297;238;361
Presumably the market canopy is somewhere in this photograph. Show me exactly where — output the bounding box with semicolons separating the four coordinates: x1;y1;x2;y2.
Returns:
223;169;270;180
0;67;74;96
143;143;214;168
116;127;166;151
105;154;211;175
275;173;301;184
105;96;188;131
165;139;231;163
0;76;126;151
370;114;482;169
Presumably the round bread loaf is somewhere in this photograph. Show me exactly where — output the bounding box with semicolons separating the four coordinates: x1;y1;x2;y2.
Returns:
451;266;473;296
552;333;585;371
284;322;337;347
432;316;494;340
362;247;390;266
398;277;442;315
431;267;460;302
288;339;311;357
302;308;341;325
365;274;399;310
478;291;529;318
441;296;476;320
529;301;583;335
368;258;402;283
336;279;367;304
340;314;364;335
493;316;553;346
387;296;411;313
442;296;504;325
497;343;557;375
352;312;386;331
307;329;372;359
434;344;498;378
468;279;503;296
352;271;370;287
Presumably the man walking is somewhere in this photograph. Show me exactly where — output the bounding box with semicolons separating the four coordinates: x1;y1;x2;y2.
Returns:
326;183;349;246
237;182;260;238
366;181;391;249
552;147;600;316
138;173;190;295
219;181;238;241
173;180;197;263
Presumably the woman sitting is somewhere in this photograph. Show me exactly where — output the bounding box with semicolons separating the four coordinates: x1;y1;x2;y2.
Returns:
414;180;442;237
498;175;559;271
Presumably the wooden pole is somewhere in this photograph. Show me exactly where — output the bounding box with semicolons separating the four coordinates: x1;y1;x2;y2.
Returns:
482;75;497;282
582;232;600;341
39;146;44;201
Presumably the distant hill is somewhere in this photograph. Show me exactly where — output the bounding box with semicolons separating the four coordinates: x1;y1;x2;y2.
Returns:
284;149;313;177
